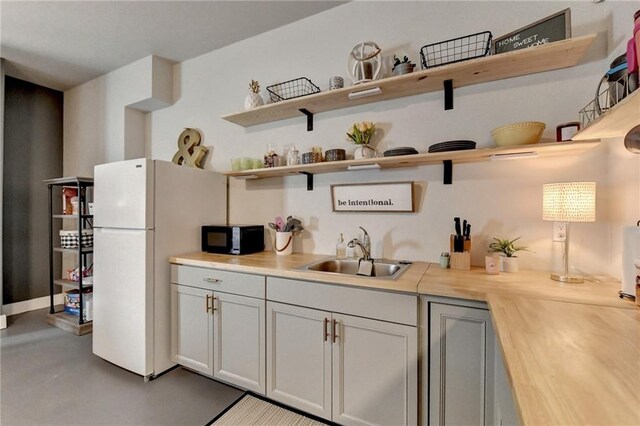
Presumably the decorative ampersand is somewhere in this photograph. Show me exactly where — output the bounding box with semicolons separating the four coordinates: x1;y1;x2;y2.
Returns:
172;128;208;168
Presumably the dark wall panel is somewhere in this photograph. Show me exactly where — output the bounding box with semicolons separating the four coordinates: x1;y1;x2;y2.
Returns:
3;77;63;304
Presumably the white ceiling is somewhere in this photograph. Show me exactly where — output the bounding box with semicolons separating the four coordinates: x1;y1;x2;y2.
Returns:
0;1;346;91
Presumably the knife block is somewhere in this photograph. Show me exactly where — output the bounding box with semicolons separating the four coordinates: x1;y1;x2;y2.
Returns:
450;234;471;270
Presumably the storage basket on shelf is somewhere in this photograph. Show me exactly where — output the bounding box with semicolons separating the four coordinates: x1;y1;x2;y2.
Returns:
59;229;93;248
266;77;320;103
420;31;492;69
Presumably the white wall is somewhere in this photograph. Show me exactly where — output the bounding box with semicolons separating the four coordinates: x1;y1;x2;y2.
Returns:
64;55;173;175
65;1;640;278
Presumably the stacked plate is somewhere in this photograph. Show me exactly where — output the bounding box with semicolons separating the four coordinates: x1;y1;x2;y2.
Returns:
428;140;476;153
383;147;419;157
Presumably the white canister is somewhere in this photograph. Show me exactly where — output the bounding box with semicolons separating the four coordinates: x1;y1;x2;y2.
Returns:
274;231;293;256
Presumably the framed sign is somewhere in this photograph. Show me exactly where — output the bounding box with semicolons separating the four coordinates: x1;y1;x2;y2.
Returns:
493;8;571;54
331;181;415;213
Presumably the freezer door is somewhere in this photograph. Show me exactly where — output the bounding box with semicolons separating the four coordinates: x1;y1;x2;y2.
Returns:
92;228;154;377
94;158;154;229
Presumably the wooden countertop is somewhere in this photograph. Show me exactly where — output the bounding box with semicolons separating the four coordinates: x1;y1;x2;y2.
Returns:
169;251;429;294
418;266;635;309
171;252;639;425
489;295;640;426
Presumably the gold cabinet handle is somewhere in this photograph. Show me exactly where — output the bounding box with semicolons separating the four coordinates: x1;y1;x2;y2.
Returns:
323;318;330;342
203;277;222;283
205;294;212;313
332;319;339;343
212;296;218;312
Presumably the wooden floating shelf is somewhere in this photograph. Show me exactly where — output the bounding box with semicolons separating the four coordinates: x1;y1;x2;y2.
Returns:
222;34;597;128
54;247;93;254
54;278;92;288
225;140;600;183
572;89;640;141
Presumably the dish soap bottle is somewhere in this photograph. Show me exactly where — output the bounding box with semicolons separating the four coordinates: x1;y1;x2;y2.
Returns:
336;233;346;259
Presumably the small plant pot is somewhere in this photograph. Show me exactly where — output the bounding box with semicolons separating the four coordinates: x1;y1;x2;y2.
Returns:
500;256;519;273
392;63;416;76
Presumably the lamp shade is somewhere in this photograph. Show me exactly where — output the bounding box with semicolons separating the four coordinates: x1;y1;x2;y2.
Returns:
542;182;596;222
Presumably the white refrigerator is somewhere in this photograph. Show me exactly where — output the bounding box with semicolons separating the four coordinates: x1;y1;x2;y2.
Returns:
92;158;227;379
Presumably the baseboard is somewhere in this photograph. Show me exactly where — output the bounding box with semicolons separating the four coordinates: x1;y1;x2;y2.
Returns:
2;294;64;317
0;314;6;329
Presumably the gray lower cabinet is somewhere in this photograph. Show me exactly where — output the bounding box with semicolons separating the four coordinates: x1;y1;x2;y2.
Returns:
266;277;419;426
170;265;266;394
422;296;518;426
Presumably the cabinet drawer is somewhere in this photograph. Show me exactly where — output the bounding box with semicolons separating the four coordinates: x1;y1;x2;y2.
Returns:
267;277;417;326
171;265;265;299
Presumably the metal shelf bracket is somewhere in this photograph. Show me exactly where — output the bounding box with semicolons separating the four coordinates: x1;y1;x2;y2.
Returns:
300;171;314;190
444;79;453;110
299;108;314;131
443;160;453;184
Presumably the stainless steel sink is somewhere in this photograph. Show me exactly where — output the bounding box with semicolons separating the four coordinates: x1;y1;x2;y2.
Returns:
296;257;412;280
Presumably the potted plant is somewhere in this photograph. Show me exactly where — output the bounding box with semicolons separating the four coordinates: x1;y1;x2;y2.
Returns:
392;55;416;76
488;237;528;272
346;121;376;159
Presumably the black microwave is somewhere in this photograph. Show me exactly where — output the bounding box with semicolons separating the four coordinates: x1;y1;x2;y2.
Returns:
201;225;265;255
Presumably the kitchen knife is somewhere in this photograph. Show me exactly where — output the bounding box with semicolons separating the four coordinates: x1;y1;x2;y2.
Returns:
454;217;461;237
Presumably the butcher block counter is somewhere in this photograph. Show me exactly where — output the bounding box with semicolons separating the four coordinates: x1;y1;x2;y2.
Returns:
170;252;639;425
417;266;635;309
489;296;640;426
169;251;429;294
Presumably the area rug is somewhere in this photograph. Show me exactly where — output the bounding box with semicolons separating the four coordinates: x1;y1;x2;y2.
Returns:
207;392;332;426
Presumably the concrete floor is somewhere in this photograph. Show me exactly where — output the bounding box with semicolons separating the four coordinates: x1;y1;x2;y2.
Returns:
1;308;243;425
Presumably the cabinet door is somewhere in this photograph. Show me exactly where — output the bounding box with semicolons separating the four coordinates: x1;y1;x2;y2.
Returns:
266;301;332;420
170;284;214;376
213;292;265;394
332;313;418;426
429;303;495;426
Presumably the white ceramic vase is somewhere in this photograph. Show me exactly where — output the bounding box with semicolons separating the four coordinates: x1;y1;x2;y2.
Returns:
244;92;264;110
500;256;519;273
354;145;376;160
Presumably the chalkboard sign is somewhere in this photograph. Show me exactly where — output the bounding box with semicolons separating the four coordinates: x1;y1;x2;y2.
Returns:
493;9;571;54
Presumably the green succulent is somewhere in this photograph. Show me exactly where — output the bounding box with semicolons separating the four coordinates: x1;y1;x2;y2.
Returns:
488;237;528;257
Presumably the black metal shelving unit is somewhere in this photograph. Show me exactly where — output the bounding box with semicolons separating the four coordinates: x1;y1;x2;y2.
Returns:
44;176;94;335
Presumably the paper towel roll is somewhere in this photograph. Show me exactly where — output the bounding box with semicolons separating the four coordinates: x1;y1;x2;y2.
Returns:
622;226;640;296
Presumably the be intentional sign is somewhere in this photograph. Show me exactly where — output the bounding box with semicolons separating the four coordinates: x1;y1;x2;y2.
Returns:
331;182;415;213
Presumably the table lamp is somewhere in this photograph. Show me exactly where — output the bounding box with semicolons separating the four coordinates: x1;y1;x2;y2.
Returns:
542;182;596;283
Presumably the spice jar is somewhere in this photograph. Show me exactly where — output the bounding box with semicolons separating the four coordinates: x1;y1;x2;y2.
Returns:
287;145;300;166
311;146;323;163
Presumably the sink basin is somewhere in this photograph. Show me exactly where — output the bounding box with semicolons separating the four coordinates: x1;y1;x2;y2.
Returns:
296;257;411;280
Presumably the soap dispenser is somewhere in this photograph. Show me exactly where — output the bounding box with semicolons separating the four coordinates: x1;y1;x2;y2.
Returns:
336;233;346;259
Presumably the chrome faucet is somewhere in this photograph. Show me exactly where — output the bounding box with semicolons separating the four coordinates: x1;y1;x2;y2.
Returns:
347;227;372;261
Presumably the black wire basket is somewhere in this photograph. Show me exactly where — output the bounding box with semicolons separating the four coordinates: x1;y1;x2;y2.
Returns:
420;31;492;69
266;77;321;103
